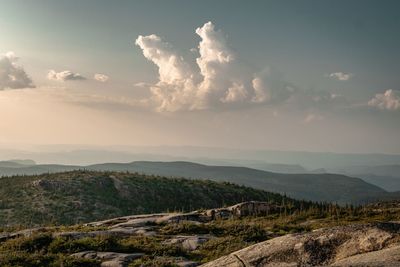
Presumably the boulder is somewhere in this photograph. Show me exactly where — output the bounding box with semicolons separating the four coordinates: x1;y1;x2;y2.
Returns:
332;245;400;266
163;235;212;250
201;222;400;266
71;251;144;267
204;201;279;220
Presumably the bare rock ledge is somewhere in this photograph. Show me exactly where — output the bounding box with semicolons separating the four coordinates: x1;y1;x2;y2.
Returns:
201;222;400;267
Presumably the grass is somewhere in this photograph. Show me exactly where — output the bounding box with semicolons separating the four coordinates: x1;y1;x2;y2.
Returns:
0;171;399;266
0;170;299;227
1;201;399;266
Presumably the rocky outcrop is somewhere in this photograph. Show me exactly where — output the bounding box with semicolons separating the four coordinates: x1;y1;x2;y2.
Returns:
331;245;400;266
204;201;279;219
0;202;276;266
163;235;213;251
63;202;276;244
85;201;278;228
4;202;400;266
201;222;400;267
31;179;64;190
71;251;144;267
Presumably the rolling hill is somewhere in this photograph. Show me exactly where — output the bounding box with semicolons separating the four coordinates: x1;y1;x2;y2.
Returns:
329;164;400;192
0;170;296;226
0;161;388;204
96;161;387;204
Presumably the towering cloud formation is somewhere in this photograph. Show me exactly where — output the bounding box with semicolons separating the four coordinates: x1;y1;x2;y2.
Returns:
135;34;193;85
135;34;196;111
136;22;290;111
194;22;237;108
47;70;86;81
368;89;400;111
0;52;35;90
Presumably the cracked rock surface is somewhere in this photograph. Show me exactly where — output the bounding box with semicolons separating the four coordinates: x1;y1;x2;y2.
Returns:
201;222;400;267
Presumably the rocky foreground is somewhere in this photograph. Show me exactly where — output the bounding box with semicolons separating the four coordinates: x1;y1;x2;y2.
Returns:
1;201;400;266
203;222;400;267
0;202;277;266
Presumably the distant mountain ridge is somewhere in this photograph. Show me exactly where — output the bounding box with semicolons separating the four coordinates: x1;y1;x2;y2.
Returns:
0;159;36;168
333;164;400;177
2;146;400;169
0;160;389;204
330;164;400;192
93;161;386;204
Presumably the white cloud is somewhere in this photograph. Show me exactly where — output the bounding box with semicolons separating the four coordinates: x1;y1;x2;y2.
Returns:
135;34;193;85
251;77;270;103
220;82;248;103
94;73;109;82
251;69;294;104
47;70;86;81
0;51;35;90
135;33;197;111
368;89;400;111
135;21;292;112
194;21;238;108
303;113;324;123
328;72;353;81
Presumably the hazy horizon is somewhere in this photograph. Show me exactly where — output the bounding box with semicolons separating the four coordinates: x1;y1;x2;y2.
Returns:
1;0;399;154
1;144;400;170
2;143;400;156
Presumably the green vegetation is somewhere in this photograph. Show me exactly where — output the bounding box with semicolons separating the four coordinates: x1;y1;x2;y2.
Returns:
1;200;399;266
0;234;100;267
0;161;390;204
0;170;295;227
1;170;399;266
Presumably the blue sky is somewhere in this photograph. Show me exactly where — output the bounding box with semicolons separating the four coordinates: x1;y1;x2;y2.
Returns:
0;0;399;153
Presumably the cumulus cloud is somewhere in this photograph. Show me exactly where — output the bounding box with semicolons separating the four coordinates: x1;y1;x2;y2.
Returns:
0;52;35;90
94;73;109;82
135;21;293;112
194;21;239;108
135;34;193;84
47;70;86;81
368;89;400;111
135;33;197;111
328;72;353;81
252;69;295;104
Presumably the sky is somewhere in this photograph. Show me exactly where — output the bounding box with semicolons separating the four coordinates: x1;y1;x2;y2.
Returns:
0;0;399;154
